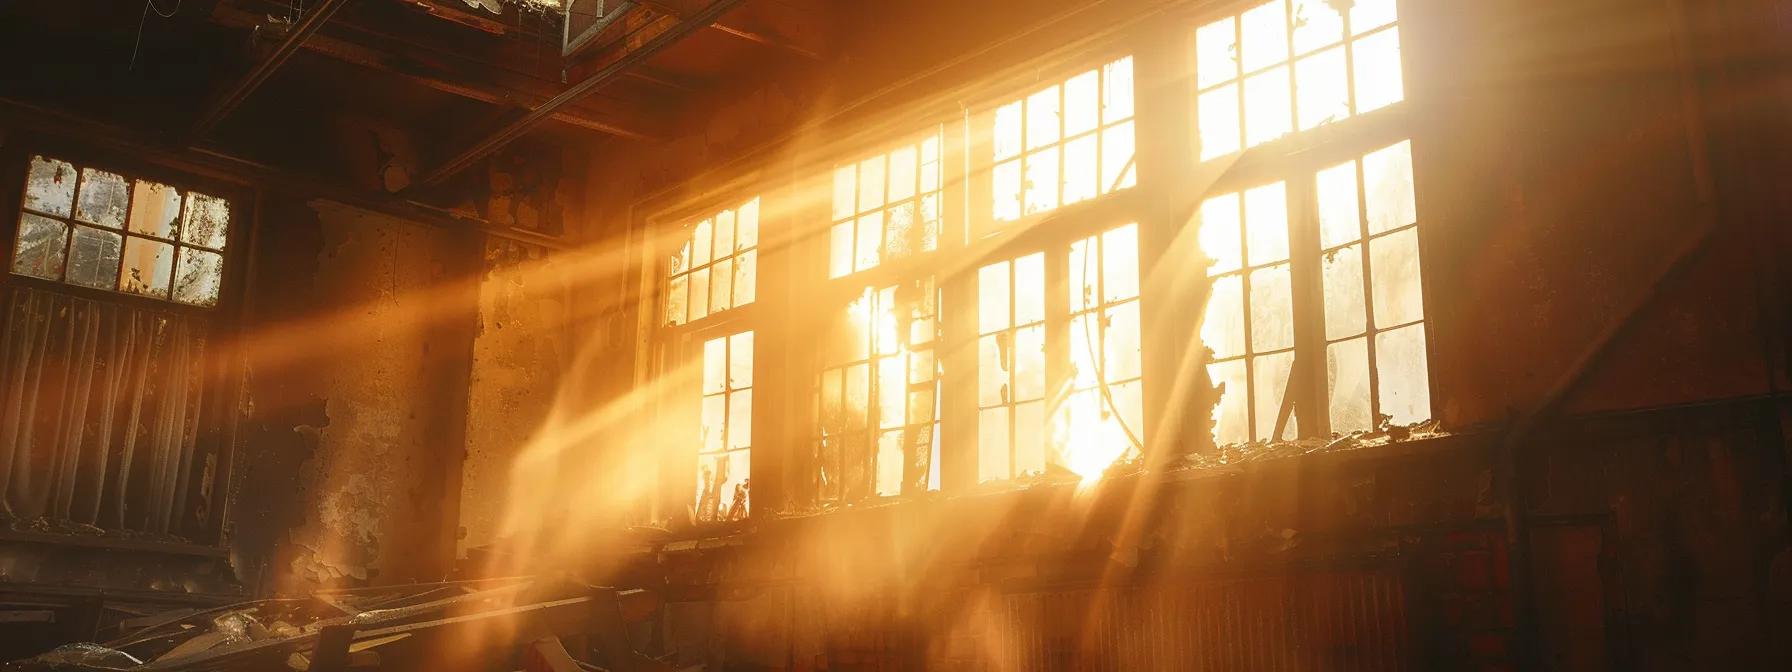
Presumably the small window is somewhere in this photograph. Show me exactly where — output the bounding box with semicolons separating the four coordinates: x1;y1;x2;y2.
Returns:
666;197;760;326
829;129;945;278
695;331;754;523
987;56;1137;224
12;155;231;307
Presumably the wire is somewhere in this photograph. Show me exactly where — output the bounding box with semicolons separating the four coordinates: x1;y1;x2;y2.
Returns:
129;0;183;71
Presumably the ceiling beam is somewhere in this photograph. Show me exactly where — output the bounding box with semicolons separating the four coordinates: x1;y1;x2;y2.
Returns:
639;0;820;60
191;0;351;140
413;0;747;189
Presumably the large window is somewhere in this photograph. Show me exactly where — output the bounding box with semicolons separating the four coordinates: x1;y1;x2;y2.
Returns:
1194;0;1404;160
13;155;231;307
989;56;1137;224
665;197;760;326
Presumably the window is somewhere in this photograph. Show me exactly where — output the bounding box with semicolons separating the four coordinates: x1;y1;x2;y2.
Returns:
829;130;944;278
13;155;231;307
1194;0;1404;160
696;331;754;523
666;197;760;326
976;252;1047;482
989;56;1137;224
815;280;941;500
1062;223;1144;475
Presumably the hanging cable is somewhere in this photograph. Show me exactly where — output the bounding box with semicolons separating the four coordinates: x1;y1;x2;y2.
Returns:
130;0;183;71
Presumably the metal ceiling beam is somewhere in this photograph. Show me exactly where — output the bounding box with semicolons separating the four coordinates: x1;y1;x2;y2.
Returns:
413;0;746;189
191;0;352;140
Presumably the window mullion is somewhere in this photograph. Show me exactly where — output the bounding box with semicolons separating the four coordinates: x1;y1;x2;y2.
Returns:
1288;165;1330;437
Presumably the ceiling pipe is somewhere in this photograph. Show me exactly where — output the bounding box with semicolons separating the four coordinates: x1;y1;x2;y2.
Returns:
412;0;746;189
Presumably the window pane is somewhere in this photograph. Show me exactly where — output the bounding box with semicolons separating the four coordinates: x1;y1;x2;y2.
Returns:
1296;46;1351;130
1364;140;1417;234
889;146;918;203
1103;56;1135;123
703;337;727;394
878;356;905;428
1064;69;1100;136
1070;312;1098;388
1104;302;1143;381
667;274;688;325
701;394;726;452
13;213;68;280
876;431;904;496
728;390;754;449
1323;244;1368;340
859;155;887;212
978;334;1008;407
1014;324;1047;401
1245;181;1290;266
691;219;713;266
845;363;870;426
67;225;122;290
1198;83;1242;160
829;222;853;278
832;165;857;220
1351;0;1399;35
978;261;1010;334
887;202;918;259
736;197;759;251
1327;337;1373;433
920;194;941;251
118;237;174;297
733;250;756;308
729;331;754;390
856;211;883;271
1353;27;1405;113
710;257;734;311
994;101;1024;162
1102;223;1139;302
1240;0;1290;72
978;407;1011;482
1023;148;1060;215
1026;86;1061;150
24;156;76;217
1101;121;1136;192
75;168;129;229
1371;227;1425;327
181;192;230;249
127;181;181;240
713;210;736;262
1069;236;1095;314
1291;0;1345;54
1243;66;1292;148
1199;193;1243;275
1196;17;1239;89
1202;275;1247;360
1062;134;1099;206
993;160;1022;222
1375;323;1431;425
1014;252;1046;325
1209;360;1250;446
1317;160;1363;247
1013;400;1046;475
1249;263;1295;352
689;267;711;320
1253;350;1298;440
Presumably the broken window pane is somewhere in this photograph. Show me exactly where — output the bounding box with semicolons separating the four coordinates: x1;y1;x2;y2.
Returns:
1291;0;1345;54
1245;182;1290;266
1353;27;1405;114
1296;47;1351;130
994;101;1024;162
1199;193;1243;275
1244;66;1293;148
1375;323;1431;424
181;192;230;249
1240;0;1290;72
1196;17;1239;88
1065;70;1100;136
1103;57;1134;123
1202;275;1247;359
12;213;68;279
1364;140;1417;234
1024;147;1060;215
993;160;1022;222
1323;244;1367;340
1027;86;1061;150
1371;227;1425;327
1249;263;1294;352
67;225;123;290
732;250;756;308
1253;350;1298;440
1351;0;1399;35
1317;160;1362;248
1062;134;1099;206
1198;83;1243;160
1101;121;1136;192
1327;337;1373;433
127;181;181;240
1209;360;1250;446
76;168;129;229
24;156;76;217
119;237;174;298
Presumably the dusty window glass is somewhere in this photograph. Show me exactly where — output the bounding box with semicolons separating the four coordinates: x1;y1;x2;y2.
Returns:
12;155;232;306
986;56;1136;225
829;129;944;278
695;331;754;523
665;197;760;326
1193;0;1406;160
977;252;1047;482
